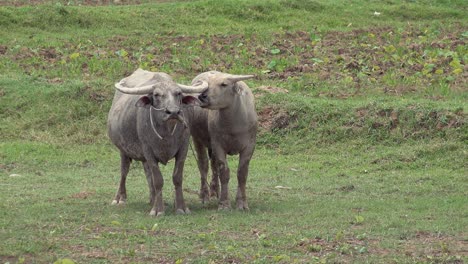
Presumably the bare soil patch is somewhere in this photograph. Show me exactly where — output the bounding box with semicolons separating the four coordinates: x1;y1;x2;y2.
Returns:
401;232;467;262
256;85;289;95
296;232;467;262
4;26;466;98
69;190;96;199
258;107;292;131
5;24;466;80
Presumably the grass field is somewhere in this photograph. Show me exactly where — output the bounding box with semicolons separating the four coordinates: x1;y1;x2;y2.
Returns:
0;0;467;263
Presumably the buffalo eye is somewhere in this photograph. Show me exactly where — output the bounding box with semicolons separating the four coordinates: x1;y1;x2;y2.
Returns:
221;82;228;87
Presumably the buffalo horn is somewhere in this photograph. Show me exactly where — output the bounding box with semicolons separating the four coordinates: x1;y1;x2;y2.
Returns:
114;81;155;95
178;80;209;93
226;74;256;83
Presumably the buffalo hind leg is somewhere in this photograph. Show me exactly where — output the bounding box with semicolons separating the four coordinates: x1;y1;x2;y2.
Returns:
112;153;131;205
193;140;210;203
236;148;254;210
213;147;230;210
173;148;190;214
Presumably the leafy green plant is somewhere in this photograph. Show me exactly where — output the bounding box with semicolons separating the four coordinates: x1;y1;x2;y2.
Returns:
354;215;365;225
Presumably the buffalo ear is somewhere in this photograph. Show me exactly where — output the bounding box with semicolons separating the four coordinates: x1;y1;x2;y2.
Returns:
233;83;245;95
135;96;152;108
182;95;200;106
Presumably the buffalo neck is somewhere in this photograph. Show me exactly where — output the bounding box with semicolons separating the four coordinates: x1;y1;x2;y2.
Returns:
216;94;256;132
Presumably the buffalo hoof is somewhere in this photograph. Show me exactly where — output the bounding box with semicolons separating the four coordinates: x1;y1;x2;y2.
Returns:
201;196;210;204
111;199;126;206
236;200;249;211
210;188;219;198
210;191;219;198
218;201;231;211
149;210;165;217
176;208;191;215
200;188;211;204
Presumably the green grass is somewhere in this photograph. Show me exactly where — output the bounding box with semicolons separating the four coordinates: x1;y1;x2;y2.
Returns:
1;140;466;263
0;0;467;263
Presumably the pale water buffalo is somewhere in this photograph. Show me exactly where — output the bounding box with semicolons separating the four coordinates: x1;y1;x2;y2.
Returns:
107;69;207;216
186;71;257;210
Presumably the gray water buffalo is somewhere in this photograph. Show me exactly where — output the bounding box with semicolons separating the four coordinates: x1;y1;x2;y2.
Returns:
186;71;257;210
107;69;207;216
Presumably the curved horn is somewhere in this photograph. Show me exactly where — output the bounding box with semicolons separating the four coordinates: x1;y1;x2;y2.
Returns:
115;82;155;95
227;74;255;83
178;80;209;93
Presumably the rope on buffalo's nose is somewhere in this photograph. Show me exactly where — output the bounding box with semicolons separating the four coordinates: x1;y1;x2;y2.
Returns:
149;105;180;140
150;105;198;163
150;105;165;112
149;106;164;140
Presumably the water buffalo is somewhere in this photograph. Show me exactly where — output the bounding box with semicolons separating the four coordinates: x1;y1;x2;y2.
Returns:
107;69;207;216
186;71;257;210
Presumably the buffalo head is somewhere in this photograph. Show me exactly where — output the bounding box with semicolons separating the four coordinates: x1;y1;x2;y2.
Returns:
195;71;255;110
115;69;208;123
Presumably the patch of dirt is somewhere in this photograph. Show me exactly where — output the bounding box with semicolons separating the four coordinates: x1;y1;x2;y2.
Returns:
0;254;35;264
262;27;466;95
0;256;18;264
258;107;292;131
78;85;110;103
0;162;18;172
2;19;466;98
65;243;174;264
400;231;468;262
70;190;95;199
38;47;59;60
348;107;465;132
0;45;7;55
47;77;63;84
297;235;378;258
337;184;355;192
297;232;467;262
256;85;289;95
55;224;178;264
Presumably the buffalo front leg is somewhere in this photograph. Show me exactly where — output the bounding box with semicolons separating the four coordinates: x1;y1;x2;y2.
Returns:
112;153;131;205
236;148;254;210
148;162;165;217
143;162;155;205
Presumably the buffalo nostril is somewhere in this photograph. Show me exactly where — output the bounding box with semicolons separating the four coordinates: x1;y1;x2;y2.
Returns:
165;108;181;115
